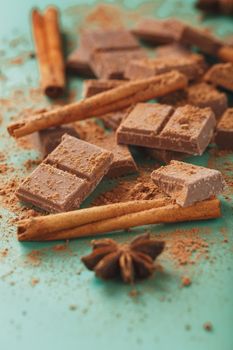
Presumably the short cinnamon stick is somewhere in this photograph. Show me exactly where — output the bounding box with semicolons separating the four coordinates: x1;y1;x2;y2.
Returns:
32;7;65;98
8;70;187;138
217;46;233;64
18;198;220;241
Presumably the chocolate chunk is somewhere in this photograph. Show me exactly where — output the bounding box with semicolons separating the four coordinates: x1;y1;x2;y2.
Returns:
132;18;184;45
204;63;233;92
215;108;233;149
196;0;233;15
146;148;189;164
89;133;137;178
180;25;222;55
101;110;128;130
90;49;147;79
158;82;227;118
67;47;94;77
117;103;216;155
82;79;125;98
39;126;80;157
125;56;205;81
151;160;225;207
81;29;140;59
17;135;113;212
17;163;89;213
156;43;194;58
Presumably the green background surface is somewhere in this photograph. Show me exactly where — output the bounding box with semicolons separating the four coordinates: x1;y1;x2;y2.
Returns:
0;1;233;350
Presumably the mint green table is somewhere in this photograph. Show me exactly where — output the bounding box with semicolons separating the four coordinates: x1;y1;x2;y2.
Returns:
0;1;232;350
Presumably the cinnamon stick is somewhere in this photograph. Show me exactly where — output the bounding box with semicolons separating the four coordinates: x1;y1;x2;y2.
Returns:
17;198;169;241
32;7;65;98
217;46;233;64
18;198;220;241
8;71;187;138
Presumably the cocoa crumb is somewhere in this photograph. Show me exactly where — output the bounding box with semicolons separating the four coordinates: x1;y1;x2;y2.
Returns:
181;276;192;287
31;278;40;286
203;322;213;332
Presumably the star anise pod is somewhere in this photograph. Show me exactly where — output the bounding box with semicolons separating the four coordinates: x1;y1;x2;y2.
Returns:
81;234;165;283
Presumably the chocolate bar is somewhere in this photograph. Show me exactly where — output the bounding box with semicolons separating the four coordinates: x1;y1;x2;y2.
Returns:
132;18;184;45
17;135;113;212
39;126;80;157
125;56;205;81
215;108;233;149
82;79;125;98
156;43;194;57
145;148;189;164
151;160;225;207
89;133;138;178
158;82;227;118
90;49;147;79
100;110;128;130
80;29;140;59
204;63;233;92
67;46;94;77
117;103;216;155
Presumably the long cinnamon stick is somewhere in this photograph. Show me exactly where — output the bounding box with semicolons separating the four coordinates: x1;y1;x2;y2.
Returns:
32;7;65;98
217;46;233;64
18;198;220;241
17;198;169;241
8;71;187;138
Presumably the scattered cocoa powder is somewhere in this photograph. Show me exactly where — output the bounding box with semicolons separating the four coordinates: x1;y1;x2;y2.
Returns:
181;276;192;287
25;250;42;267
31;278;40;286
203;322;213;332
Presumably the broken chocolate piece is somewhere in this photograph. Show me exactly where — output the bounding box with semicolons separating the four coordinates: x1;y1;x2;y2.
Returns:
117;103;216;155
125;56;205;81
82;79;125;98
132;18;184;45
17;135;113;212
145;148;189;164
39;126;79;157
204;63;233;92
215;108;233;149
67;46;94;77
100;110;129;130
196;0;233;15
156;43;194;58
90;49;147;79
151;160;225;207
89;133;138;178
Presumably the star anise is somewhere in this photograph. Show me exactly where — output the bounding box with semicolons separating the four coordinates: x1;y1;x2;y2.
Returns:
81;234;165;283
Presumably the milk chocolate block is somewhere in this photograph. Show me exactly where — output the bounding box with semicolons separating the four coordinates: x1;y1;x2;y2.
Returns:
101;110;128;130
151;160;225;207
17;163;89;213
215;108;233;149
156;43;193;58
39;126;80;157
90;49;147;79
83;79;124;98
67;47;94;77
90;133;138;178
117;103;216;155
146;148;188;164
132;18;184;45
204;63;233;92
17;135;113;212
125;56;205;81
180;25;222;55
81;29;140;59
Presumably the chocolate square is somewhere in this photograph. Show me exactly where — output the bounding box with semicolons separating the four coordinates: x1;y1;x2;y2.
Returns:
204;63;233;92
100;110;128;130
17;163;89;213
151;160;225;207
215;108;233;149
67;46;94;77
82;79;125;98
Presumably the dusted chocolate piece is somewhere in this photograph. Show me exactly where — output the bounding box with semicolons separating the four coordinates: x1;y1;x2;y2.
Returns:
90;49;147;79
100;110;128;130
90;133;137;178
132;18;184;45
67;47;94;77
151;160;225;207
45;134;113;182
204;63;233;92
81;29;140;59
146;148;189;164
117;103;216;155
215;108;233;149
158;83;227;118
196;0;233;15
39;126;79;157
187;83;227;118
125;56;205;81
17;163;89;213
17;135;113;212
83;79;125;98
180;25;222;55
156;43;194;58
